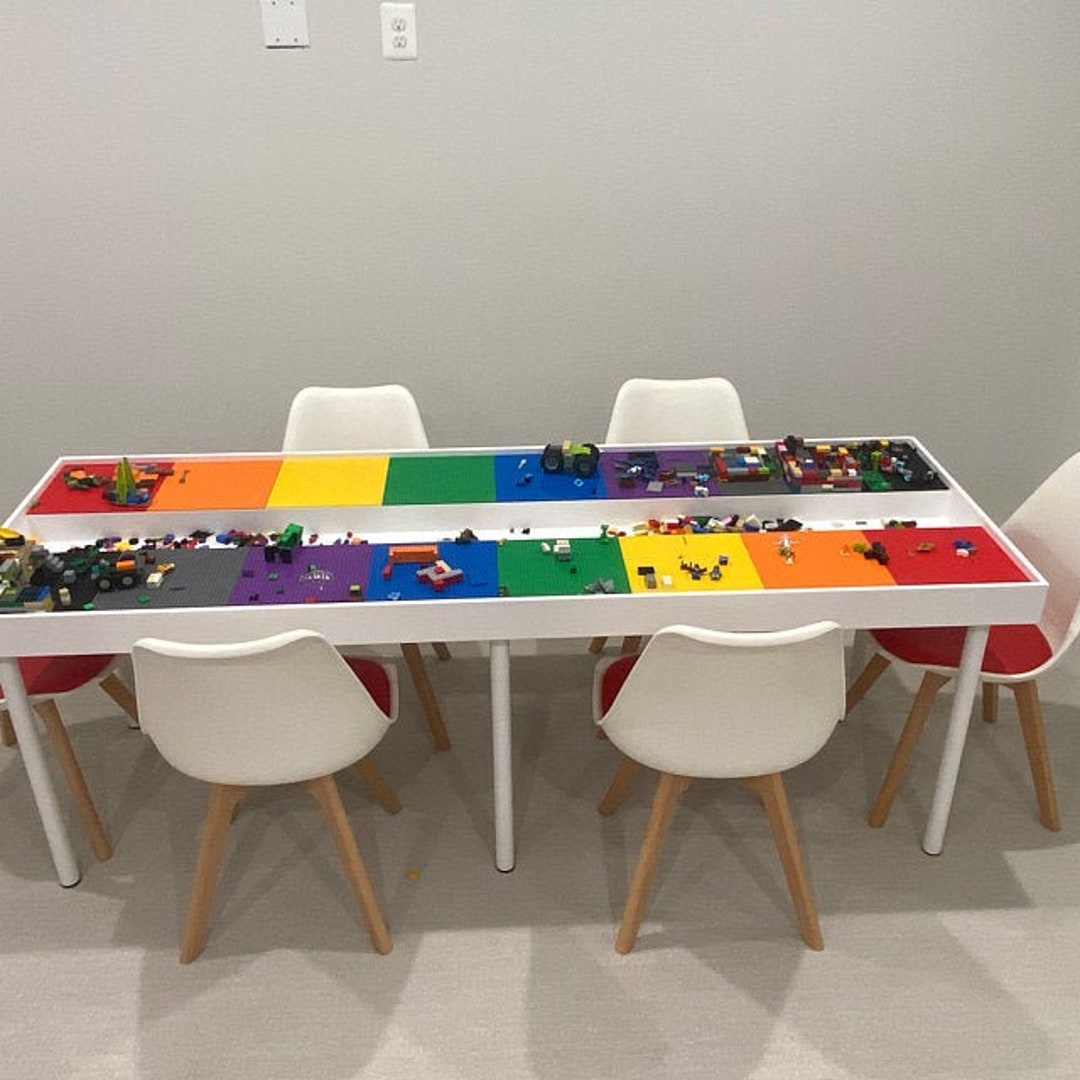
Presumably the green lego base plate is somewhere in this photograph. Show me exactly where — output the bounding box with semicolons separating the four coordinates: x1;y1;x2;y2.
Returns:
383;455;497;505
496;537;630;597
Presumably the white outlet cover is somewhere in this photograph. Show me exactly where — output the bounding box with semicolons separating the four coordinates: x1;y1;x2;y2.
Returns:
260;0;310;48
380;2;418;60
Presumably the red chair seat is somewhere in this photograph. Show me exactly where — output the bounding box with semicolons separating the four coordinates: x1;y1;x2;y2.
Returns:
598;654;642;717
1;655;116;701
3;653;394;715
871;624;1052;677
343;656;394;717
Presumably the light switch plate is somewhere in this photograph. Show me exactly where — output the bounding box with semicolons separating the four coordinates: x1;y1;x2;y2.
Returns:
260;0;310;48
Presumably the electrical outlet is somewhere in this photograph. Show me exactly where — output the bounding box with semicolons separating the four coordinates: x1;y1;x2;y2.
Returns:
380;3;418;61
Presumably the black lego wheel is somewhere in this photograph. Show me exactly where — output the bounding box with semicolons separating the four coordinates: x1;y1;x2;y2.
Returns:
573;444;600;479
540;444;563;473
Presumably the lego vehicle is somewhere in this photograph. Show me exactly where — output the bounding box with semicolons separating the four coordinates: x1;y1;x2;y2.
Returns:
62;469;105;490
94;554;140;591
264;523;304;564
541;441;600;479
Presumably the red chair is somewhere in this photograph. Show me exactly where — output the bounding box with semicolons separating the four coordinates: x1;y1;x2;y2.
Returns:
1;656;139;861
846;450;1080;831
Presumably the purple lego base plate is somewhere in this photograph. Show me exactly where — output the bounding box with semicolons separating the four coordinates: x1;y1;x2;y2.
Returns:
598;448;787;499
228;543;374;606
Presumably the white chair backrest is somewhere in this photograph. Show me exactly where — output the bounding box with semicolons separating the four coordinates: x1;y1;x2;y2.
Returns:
132;630;396;787
599;622;845;778
1003;449;1080;666
604;377;750;445
282;385;429;453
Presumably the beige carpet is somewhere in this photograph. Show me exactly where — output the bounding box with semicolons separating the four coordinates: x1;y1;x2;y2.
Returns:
2;643;1079;1080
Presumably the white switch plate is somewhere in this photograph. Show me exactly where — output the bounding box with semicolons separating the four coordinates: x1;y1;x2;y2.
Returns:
380;3;418;60
260;0;310;48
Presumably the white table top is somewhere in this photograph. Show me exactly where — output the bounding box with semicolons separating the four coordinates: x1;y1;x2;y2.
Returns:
1;438;1047;657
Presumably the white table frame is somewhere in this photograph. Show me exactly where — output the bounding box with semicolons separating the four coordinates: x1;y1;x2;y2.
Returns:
0;439;1046;883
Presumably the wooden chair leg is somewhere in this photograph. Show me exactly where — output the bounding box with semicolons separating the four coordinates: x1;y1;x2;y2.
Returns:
868;671;950;828
181;783;248;963
845;652;891;716
598;755;643;817
399;643;451;752
590;634;645;655
1011;681;1061;831
982;682;999;724
229;788;255;823
430;642;452;662
0;709;16;747
304;775;392;955
353;756;402;815
34;700;113;862
99;672;140;728
745;772;824;950
615;771;691;954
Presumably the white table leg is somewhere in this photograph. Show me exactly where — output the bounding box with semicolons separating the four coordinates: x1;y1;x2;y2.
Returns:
922;624;990;855
489;640;514;871
0;656;81;886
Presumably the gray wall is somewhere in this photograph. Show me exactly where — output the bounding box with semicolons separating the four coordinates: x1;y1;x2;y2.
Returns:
3;2;1078;522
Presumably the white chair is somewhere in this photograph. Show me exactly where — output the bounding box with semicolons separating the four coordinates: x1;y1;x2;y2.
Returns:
594;622;845;953
591;376;751;655
283;384;429;453
283;384;452;751
132;630;400;962
846;450;1080;832
603;376;750;446
1;655;139;862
